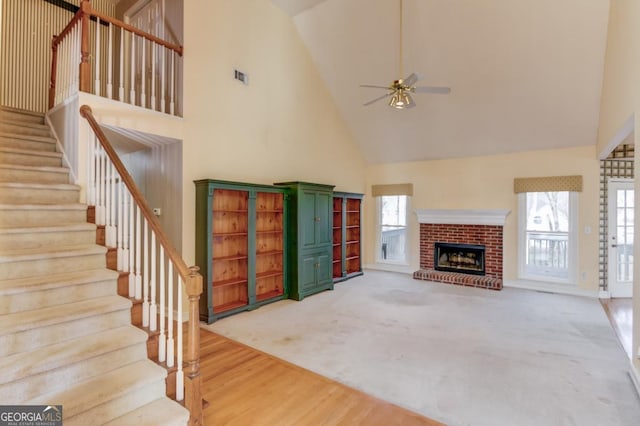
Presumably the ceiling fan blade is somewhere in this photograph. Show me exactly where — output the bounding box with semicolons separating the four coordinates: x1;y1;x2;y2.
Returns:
413;86;451;94
363;92;394;106
403;73;421;86
360;84;392;90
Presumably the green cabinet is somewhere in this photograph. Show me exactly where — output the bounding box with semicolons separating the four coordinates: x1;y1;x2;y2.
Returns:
275;182;334;300
195;179;288;323
332;192;364;282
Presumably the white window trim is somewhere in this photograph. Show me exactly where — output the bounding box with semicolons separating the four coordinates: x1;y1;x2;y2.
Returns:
517;192;578;285
375;195;410;266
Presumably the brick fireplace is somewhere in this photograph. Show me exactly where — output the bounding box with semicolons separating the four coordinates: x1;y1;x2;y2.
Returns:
413;209;510;290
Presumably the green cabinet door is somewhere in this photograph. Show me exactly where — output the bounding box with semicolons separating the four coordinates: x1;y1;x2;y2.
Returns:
301;190;317;248
317;251;332;285
300;254;317;291
316;192;332;246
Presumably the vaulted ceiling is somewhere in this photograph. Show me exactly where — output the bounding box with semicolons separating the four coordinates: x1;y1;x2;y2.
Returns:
272;0;611;163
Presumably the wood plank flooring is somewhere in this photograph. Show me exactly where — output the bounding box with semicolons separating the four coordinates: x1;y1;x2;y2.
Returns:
199;329;442;425
600;298;633;359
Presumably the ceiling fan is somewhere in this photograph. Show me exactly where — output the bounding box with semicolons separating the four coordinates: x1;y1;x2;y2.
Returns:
361;0;451;109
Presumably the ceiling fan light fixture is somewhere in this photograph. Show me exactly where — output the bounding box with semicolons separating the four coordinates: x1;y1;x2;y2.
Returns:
389;89;414;109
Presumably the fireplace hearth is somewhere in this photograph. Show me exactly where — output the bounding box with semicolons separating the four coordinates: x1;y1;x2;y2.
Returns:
435;242;485;275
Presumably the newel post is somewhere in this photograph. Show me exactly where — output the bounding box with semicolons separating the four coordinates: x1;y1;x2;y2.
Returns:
49;35;58;109
184;266;203;426
79;0;92;93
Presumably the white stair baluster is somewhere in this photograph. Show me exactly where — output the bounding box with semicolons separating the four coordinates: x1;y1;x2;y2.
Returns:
176;274;184;401
119;27;124;101
142;219;150;327
105;159;112;246
135;204;142;300
95;17;101;96
166;261;174;367
140;37;146;107
160;47;165;113
87;133;95;207
151;42;156;110
150;231;157;331
121;182;130;272
128;192;135;297
169;51;175;115
130;32;136;105
97;149;105;226
117;174;124;270
107;22;113;99
158;246;166;363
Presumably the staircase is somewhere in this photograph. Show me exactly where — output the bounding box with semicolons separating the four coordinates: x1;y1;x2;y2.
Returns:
0;106;190;425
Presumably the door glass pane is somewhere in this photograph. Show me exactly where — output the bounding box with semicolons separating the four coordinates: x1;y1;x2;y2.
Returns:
615;188;634;283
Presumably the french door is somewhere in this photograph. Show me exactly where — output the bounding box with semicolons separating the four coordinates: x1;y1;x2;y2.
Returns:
608;180;634;298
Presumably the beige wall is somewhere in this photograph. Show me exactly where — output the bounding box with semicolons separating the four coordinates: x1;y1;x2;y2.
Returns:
596;0;639;156
597;0;640;379
181;0;366;264
365;145;600;291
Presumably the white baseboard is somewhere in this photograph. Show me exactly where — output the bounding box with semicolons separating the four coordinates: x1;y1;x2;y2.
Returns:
503;279;599;298
629;362;640;398
364;263;414;275
598;290;611;299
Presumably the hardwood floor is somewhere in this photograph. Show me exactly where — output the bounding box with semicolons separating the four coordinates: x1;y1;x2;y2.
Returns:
600;298;633;359
199;329;442;425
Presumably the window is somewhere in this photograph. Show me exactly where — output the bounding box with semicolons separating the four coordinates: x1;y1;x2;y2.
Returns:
378;195;408;263
518;191;577;283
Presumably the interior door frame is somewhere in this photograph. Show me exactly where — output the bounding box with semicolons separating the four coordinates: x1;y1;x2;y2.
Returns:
607;178;634;298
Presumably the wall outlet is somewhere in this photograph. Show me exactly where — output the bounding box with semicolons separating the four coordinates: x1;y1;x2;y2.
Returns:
153;207;162;217
581;271;587;281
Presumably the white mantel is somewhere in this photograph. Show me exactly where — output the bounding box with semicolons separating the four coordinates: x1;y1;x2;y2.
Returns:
415;209;511;226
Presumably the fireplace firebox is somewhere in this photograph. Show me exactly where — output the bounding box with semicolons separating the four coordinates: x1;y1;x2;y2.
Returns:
434;242;485;275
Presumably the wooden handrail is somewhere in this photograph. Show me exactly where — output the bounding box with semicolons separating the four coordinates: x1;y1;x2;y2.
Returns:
52;8;83;49
79;105;202;425
90;9;183;56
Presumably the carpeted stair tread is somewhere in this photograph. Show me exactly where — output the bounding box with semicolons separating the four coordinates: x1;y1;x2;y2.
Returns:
26;360;167;419
0;243;106;261
103;398;189;426
0;295;131;336
0;202;86;211
0;326;148;386
0;106;45;121
0;146;62;158
0;181;79;191
0;268;117;295
0;222;95;234
0;163;69;175
0;131;56;144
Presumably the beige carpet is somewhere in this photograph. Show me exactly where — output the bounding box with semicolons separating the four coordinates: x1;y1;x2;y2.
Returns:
202;270;640;426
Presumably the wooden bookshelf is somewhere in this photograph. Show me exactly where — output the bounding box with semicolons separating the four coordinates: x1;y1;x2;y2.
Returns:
255;192;284;302
332;193;363;282
195;180;288;323
332;197;343;279
212;189;249;313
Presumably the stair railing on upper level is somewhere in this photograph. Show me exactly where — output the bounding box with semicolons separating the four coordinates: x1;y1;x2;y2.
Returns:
79;105;202;426
50;0;183;116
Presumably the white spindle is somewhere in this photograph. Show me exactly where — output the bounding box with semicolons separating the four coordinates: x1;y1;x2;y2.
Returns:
95;17;101;96
105;159;112;246
97;149;105;226
169;51;175;115
151;43;156;110
128;192;135;297
117;177;124;270
143;220;150;327
119;27;124;101
158;246;166;362
130;32;136;105
141;38;146;107
87;134;96;207
176;274;184;401
150;231;157;331
74;24;80;93
107;22;113;99
135;205;142;300
107;162;117;247
166;261;174;368
160;47;165;113
122;184;130;272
